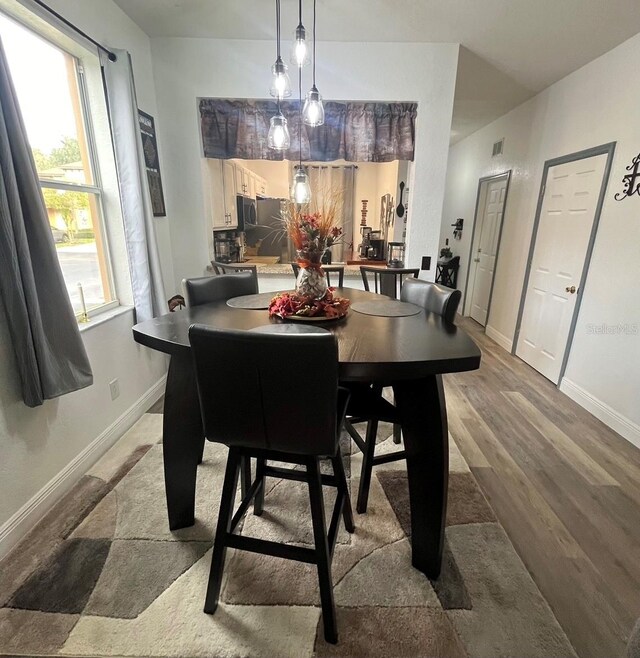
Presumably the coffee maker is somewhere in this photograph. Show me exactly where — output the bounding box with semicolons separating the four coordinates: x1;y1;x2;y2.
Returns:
367;231;386;261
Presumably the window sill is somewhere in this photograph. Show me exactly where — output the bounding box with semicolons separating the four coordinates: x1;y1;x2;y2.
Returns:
78;304;133;333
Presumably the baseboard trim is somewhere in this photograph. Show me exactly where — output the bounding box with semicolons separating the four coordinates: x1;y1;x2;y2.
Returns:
560;378;640;450
0;376;166;561
485;325;513;353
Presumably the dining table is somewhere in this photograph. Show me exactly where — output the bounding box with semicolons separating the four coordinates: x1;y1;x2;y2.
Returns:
132;287;481;579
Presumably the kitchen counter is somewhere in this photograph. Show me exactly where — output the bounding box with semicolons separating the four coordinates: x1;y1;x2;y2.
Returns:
207;261;389;276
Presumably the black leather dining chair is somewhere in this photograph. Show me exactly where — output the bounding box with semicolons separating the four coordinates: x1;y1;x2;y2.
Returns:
346;279;462;513
400;278;462;323
183;271;258;307
182;271;258;483
291;262;345;288
210;260;259;292
189;326;354;645
359;266;419;299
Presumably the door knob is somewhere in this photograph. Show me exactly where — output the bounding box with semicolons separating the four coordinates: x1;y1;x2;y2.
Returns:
565;285;576;294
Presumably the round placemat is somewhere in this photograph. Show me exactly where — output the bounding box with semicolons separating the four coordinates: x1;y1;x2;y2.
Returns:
227;291;293;310
351;300;422;317
249;324;330;335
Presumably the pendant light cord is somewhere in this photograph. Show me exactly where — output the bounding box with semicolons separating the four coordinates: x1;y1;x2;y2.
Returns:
299;65;303;167
312;0;317;84
276;0;281;58
298;0;302;26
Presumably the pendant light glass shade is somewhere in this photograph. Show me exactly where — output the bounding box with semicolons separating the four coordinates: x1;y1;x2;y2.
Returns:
291;165;311;204
303;85;324;126
270;57;291;99
268;113;290;150
290;24;310;67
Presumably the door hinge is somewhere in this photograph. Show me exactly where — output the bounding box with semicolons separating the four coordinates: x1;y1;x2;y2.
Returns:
540;184;546;198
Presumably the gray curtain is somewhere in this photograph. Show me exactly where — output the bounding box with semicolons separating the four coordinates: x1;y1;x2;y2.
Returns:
0;37;92;407
200;99;417;162
307;165;356;261
101;50;166;322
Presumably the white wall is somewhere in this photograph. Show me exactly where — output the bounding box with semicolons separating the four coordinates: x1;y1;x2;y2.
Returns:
0;0;170;555
149;38;459;290
441;31;640;445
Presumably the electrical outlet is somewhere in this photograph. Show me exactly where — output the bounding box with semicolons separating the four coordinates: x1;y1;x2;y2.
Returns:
109;379;120;401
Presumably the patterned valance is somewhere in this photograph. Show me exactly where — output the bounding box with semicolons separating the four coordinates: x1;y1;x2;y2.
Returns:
199;99;417;162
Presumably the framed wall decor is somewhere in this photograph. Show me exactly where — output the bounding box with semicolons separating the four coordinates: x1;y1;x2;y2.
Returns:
138;110;166;217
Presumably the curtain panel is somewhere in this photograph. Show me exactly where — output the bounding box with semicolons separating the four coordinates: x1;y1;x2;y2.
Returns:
101;50;166;322
0;37;92;407
199;99;417;162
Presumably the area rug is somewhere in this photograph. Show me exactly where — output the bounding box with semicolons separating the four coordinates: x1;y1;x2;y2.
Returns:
0;411;577;657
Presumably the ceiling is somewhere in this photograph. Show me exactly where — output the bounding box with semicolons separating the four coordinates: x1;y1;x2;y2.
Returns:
113;0;640;141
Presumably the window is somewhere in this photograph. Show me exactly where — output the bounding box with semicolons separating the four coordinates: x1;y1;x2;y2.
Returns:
0;13;115;317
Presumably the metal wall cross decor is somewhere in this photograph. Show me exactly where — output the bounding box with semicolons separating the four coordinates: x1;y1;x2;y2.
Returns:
614;153;640;201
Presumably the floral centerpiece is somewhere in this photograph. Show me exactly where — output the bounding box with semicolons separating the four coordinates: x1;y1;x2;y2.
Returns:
269;194;350;320
268;288;350;320
281;197;343;299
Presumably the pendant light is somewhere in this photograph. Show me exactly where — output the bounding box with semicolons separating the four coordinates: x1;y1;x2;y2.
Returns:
291;67;311;204
303;0;324;126
290;0;310;68
270;0;291;100
268;102;290;150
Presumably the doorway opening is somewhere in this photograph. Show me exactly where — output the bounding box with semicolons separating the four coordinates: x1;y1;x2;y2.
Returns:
463;171;511;328
513;142;616;384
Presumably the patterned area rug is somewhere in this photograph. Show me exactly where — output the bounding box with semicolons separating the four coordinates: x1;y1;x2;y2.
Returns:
0;412;577;657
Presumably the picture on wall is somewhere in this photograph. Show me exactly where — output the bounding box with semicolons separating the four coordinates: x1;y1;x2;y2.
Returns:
138;110;166;217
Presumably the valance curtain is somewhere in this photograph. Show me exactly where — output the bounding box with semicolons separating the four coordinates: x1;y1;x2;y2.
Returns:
200;99;417;162
0;37;92;407
101;49;165;322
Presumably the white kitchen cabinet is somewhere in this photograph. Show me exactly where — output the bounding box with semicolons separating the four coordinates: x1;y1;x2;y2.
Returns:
256;176;267;197
222;160;238;229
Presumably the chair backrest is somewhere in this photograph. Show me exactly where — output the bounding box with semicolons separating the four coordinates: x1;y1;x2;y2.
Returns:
189;326;340;456
400;278;461;323
291;263;344;288
210;261;259;291
360;266;419;299
183;271;258;307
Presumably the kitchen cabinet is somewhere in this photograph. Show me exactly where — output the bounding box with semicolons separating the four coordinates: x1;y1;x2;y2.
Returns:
221;161;238;228
204;159;269;232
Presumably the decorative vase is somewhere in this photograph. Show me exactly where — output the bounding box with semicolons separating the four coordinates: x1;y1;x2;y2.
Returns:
295;264;328;299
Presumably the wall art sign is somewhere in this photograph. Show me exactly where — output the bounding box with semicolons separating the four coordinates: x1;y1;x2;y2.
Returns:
138;110;166;217
614;153;640;201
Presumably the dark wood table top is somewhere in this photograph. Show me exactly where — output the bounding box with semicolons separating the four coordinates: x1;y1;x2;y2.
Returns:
133;288;481;382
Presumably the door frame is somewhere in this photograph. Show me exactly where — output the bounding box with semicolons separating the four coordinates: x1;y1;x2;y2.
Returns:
512;142;616;383
462;170;512;326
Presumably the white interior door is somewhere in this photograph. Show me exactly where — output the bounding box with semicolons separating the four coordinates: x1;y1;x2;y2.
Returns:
516;153;607;383
469;177;507;326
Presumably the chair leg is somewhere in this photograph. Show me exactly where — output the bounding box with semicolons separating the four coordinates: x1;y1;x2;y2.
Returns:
307;457;338;645
331;451;354;533
204;448;241;614
393;423;402;445
356;418;379;514
254;458;266;516
240;456;251;498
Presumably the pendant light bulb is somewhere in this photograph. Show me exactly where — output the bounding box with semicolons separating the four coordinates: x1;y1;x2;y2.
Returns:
291;165;311;204
270;57;291;99
268;113;290;150
303;85;324;126
291;24;310;67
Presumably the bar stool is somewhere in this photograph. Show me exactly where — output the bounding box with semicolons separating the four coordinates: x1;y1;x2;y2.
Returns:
189;326;354;644
359;266;419;299
346;279;462;513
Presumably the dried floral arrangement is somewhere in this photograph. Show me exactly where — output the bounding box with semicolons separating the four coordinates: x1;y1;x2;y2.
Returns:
268;288;350;320
280;187;345;269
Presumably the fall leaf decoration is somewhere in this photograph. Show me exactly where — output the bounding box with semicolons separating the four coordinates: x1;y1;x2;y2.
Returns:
269;288;350;320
